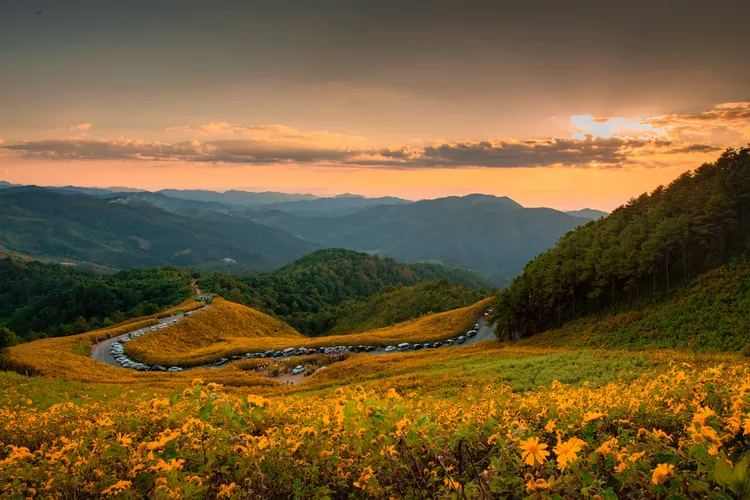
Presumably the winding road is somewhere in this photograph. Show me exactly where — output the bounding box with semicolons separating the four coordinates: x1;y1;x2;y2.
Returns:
90;309;204;367
89;306;496;375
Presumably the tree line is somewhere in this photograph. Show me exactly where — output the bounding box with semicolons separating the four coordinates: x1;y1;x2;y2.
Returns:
0;259;193;342
199;248;491;335
494;147;750;340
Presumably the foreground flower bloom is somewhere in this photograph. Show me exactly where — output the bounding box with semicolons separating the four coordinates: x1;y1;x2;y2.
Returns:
519;437;550;466
652;463;675;485
553;437;585;471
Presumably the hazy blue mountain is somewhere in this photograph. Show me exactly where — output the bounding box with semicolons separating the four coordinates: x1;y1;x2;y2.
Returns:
110;191;233;214
565;208;609;219
245;194;583;285
0;188;318;271
259;194;411;216
157;189;318;206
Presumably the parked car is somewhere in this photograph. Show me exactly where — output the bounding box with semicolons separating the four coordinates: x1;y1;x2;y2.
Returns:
413;344;424;350
167;366;183;372
466;330;477;338
397;343;411;351
456;335;466;344
291;365;305;375
444;339;453;346
365;346;377;352
474;323;480;329
384;345;397;352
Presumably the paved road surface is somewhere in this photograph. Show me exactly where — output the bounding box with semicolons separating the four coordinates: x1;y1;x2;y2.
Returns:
90;309;203;366
89;306;496;379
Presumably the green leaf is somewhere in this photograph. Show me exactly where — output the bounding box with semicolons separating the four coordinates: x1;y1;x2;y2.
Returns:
582;469;595;487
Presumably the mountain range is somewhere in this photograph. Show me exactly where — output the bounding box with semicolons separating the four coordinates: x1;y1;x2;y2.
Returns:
0;183;606;284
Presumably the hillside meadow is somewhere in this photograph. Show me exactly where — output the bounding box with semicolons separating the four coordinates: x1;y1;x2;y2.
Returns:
0;344;748;498
124;297;491;367
1;299;280;391
520;264;750;352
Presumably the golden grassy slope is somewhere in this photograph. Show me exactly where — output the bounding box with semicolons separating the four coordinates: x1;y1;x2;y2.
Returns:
124;298;303;365
126;297;492;367
2;299;277;392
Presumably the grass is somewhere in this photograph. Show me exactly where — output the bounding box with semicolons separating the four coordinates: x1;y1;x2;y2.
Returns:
520;265;750;352
1;346;747;498
124;297;491;367
1;298;280;392
124;298;303;365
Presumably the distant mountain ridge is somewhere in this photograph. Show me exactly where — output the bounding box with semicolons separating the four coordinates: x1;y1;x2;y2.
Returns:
247;194;585;284
565;208;609;219
0;187;318;271
1;183;604;283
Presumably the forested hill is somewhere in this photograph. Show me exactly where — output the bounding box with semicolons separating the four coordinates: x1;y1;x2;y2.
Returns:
494;147;750;340
0;259;193;341
325;279;484;335
199;248;492;334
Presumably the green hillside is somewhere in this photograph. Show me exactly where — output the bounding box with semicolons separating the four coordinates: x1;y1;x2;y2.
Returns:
0;258;192;341
0;188;317;271
199;248;492;334
520;263;750;351
494;146;750;344
325;279;484;334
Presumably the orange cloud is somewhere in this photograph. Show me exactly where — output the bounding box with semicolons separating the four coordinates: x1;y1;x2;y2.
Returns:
4;103;745;170
71;123;93;131
167;122;364;147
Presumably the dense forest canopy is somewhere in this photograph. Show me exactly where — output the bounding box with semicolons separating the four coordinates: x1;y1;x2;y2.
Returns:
494;147;750;339
199;248;491;335
0;259;192;341
0;249;491;343
325;279;484;335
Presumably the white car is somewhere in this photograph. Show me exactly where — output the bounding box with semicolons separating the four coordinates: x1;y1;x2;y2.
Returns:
167;366;183;372
291;365;305;375
384;345;397;352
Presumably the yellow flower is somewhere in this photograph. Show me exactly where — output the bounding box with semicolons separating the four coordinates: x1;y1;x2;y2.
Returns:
628;451;646;463
386;388;402;400
651;463;675;485
444;477;461;490
652;428;672;441
525;478;551;492
519;437;550;466
102;480;131;496
583;411;605;423
544;419;556;433
353;466;375;489
115;433;132;447
217;482;238;498
595;438;618;456
553;437;585;471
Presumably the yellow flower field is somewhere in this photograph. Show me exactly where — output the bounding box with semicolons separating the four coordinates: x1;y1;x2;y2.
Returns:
0;347;748;498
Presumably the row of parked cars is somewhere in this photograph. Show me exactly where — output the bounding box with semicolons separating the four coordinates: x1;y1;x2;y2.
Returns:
217;344;380;364
110;319;183;372
383;324;480;352
108;312;488;372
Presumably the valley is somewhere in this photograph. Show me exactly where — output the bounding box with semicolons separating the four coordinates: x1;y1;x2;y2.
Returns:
1;148;749;498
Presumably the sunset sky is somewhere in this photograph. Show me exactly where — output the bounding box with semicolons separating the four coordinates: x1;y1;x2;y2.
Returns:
1;0;749;210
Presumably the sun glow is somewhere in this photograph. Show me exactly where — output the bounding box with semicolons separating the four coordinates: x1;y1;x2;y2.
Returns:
570;115;664;140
